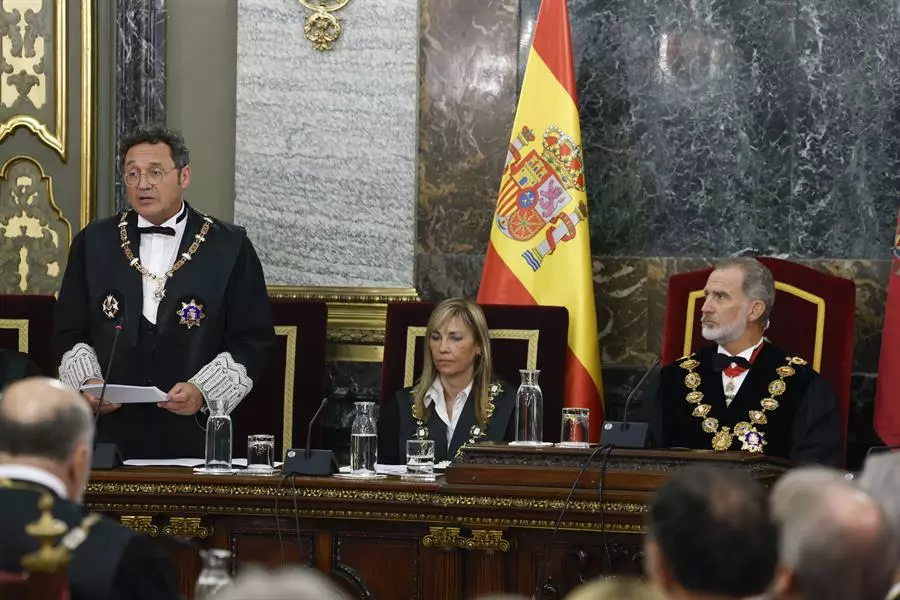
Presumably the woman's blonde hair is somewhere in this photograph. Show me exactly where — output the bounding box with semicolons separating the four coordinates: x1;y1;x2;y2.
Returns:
412;298;494;427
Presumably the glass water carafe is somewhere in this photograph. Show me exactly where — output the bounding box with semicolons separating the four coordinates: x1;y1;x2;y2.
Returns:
195;548;233;598
204;400;232;470
514;369;544;444
350;401;378;476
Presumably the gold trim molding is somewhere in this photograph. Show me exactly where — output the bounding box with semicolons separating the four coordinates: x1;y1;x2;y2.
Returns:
0;0;67;159
89;502;644;534
275;325;298;451
80;0;93;228
0;319;29;352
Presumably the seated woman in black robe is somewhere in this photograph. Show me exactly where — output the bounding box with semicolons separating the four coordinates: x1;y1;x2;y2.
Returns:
377;298;516;464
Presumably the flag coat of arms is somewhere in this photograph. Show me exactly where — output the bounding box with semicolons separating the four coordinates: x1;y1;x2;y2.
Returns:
477;0;604;438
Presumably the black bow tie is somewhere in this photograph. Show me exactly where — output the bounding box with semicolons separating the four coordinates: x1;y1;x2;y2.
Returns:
712;353;753;372
138;225;176;236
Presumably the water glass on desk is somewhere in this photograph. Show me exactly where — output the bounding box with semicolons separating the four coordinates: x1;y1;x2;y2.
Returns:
404;439;436;481
247;434;275;473
558;408;590;448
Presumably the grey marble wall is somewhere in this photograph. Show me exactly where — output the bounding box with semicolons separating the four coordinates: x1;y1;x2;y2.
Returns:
233;0;417;288
115;0;167;211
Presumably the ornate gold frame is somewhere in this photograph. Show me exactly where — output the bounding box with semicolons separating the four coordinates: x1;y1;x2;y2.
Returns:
683;282;825;371
268;286;419;362
80;0;93;228
403;327;540;387
0;0;67;159
275;325;297;450
0;319;29;352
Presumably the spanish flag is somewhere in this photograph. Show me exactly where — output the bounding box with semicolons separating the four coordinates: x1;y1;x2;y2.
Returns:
874;209;900;446
477;0;604;438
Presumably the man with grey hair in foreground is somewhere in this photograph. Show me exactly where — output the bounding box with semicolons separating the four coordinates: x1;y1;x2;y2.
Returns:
0;377;181;600
215;567;349;600
858;452;900;600
770;466;897;600
649;256;842;465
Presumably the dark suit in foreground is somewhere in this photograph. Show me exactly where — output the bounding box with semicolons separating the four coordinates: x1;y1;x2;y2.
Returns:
0;480;181;600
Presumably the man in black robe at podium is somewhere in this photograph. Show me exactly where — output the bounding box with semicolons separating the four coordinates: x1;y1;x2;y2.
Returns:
648;257;842;466
52;124;274;459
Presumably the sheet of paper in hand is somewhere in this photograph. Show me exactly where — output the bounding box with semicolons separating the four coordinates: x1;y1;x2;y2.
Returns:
79;384;168;404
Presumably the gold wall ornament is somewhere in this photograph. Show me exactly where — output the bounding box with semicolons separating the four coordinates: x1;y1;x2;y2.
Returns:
120;515;159;537
0;0;67;158
163;517;212;539
422;526;464;550
463;529;511;553
0;155;72;294
297;0;352;51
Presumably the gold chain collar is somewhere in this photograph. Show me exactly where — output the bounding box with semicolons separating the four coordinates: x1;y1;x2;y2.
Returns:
413;381;501;459
118;210;213;301
679;353;807;452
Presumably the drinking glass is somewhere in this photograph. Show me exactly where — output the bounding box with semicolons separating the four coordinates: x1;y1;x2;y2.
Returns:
246;434;275;473
558;408;590;448
404;439;435;481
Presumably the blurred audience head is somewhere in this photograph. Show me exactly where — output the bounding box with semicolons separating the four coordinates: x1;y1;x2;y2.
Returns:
771;466;897;600
0;377;94;502
215;567;349;600
565;577;665;600
857;453;900;588
645;465;777;599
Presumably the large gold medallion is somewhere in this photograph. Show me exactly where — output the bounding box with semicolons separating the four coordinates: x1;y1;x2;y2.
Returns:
712;427;733;451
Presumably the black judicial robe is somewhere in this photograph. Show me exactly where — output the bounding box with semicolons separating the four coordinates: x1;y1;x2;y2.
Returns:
52;204;275;459
0;480;180;600
377;381;516;464
0;349;42;388
647;343;842;466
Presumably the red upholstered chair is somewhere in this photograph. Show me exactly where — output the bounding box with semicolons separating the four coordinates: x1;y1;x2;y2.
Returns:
661;257;856;453
0;571;69;600
231;299;328;457
0;294;57;376
381;302;569;442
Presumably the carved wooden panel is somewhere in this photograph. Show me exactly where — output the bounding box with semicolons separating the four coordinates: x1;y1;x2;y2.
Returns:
230;531;316;571
0;156;70;293
333;532;422;600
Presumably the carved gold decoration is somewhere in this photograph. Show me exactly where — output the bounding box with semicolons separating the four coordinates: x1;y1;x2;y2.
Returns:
0;318;28;351
21;493;69;573
0;0;66;158
275;324;298;451
297;0;352;51
268;285;419;363
163;517;211;539
404;327;539;387
422;526;464;549
80;0;92;227
463;529;511;552
0;156;71;293
88;502;646;534
119;515;159;537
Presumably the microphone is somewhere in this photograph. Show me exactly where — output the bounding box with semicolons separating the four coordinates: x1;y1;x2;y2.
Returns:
282;397;337;476
94;324;123;423
91;311;126;470
599;355;661;448
306;398;328;458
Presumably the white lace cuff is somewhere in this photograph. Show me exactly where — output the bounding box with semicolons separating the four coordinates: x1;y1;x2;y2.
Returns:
59;343;103;391
189;352;253;414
